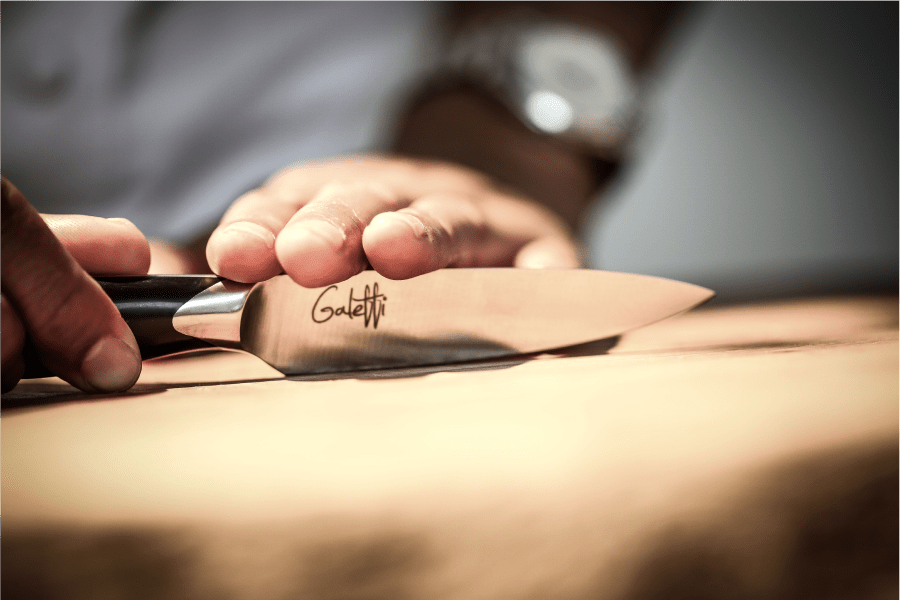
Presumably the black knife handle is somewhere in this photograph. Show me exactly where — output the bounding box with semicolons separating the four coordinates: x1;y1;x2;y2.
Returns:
96;275;223;360
21;275;223;380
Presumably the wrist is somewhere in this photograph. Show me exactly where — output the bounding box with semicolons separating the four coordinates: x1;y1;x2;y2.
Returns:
393;88;614;230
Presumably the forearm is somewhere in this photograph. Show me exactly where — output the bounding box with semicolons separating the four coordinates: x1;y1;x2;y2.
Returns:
393;90;604;232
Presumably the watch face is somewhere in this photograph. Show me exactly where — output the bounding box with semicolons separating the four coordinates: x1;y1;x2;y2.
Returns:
515;26;637;139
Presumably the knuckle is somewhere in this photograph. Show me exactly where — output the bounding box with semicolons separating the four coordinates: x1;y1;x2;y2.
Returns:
301;191;354;224
221;197;288;235
297;204;363;247
410;194;492;268
306;181;403;233
242;214;286;236
418;194;488;235
310;182;365;217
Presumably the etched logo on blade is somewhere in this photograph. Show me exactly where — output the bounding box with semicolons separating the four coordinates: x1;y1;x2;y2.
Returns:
311;282;386;329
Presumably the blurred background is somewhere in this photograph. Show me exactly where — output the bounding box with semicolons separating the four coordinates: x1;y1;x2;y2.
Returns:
586;2;898;301
3;3;897;301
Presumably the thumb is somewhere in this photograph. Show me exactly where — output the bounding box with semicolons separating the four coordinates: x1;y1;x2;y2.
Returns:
1;177;142;392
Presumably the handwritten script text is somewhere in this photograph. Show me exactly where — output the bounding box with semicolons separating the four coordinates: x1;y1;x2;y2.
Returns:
311;283;387;329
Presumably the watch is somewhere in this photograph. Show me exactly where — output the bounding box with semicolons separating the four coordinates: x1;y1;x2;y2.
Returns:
436;13;642;161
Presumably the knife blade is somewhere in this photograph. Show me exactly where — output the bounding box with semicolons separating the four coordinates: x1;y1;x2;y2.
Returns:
97;269;713;374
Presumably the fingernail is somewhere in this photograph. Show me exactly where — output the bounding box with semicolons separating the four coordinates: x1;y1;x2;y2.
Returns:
369;213;428;240
221;222;276;248
106;217;136;227
81;336;142;392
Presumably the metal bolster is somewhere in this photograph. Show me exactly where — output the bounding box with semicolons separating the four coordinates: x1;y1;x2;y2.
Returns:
172;280;255;348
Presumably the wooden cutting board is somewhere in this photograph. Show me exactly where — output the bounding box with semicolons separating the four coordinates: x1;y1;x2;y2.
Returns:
3;296;897;599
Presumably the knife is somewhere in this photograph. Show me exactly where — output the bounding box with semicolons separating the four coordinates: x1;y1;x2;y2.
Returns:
96;269;713;374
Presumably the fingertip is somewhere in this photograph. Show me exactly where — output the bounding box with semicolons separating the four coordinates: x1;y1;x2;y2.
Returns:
43;214;153;276
207;222;281;282
79;335;142;393
106;218;152;274
276;220;358;288
363;213;439;279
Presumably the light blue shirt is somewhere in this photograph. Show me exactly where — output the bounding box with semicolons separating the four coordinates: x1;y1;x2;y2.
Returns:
2;2;441;242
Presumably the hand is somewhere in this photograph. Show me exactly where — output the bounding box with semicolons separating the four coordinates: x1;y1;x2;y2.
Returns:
206;155;583;287
1;176;150;393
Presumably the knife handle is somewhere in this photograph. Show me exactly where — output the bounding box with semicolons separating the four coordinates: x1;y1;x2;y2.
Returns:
96;275;223;360
21;276;227;380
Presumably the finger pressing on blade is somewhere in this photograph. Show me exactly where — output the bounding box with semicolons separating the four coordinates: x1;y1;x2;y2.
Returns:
275;182;406;288
362;193;515;280
207;187;301;283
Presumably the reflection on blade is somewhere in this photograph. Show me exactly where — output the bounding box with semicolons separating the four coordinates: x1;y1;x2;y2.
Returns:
238;269;713;375
269;331;516;374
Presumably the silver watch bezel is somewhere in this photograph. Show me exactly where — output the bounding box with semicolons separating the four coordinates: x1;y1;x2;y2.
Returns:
441;14;642;160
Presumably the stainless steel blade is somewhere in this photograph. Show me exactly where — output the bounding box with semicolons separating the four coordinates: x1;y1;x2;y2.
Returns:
224;269;713;374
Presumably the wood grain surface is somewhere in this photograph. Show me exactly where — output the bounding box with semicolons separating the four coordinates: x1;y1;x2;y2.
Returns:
3;296;897;599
